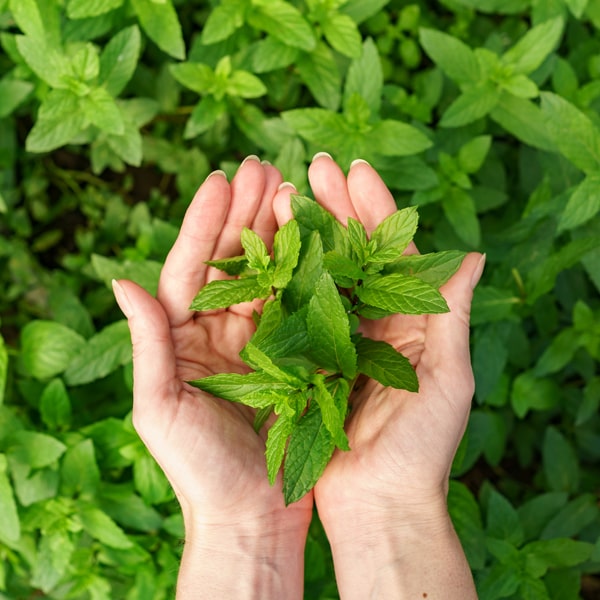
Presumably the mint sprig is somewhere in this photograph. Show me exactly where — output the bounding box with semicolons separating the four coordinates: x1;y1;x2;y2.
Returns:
188;196;465;504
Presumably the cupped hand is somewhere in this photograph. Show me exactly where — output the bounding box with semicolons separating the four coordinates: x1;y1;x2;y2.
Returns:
273;154;485;532
113;158;313;530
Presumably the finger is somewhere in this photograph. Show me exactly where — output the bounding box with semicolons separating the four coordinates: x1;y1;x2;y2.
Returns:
308;153;358;224
346;159;397;234
250;162;282;248
210;156;268;264
421;252;486;402
273;181;297;226
112;279;181;431
157;171;232;326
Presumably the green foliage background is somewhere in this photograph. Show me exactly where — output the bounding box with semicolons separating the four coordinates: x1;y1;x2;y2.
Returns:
0;0;599;598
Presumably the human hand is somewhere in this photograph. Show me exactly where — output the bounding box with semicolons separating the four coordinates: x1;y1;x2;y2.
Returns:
273;154;482;599
113;157;312;599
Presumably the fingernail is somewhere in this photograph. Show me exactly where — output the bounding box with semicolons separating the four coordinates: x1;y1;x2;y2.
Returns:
242;154;260;165
470;253;486;290
261;160;272;166
278;181;296;191
350;158;370;169
112;279;133;318
205;169;227;181
312;151;332;161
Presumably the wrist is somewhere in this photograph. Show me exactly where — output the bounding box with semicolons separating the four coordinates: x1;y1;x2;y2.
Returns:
177;504;311;600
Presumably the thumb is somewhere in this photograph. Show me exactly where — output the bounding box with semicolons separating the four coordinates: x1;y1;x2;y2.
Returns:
112;279;180;429
423;253;486;394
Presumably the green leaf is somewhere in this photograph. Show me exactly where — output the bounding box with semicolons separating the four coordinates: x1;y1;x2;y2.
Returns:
9;0;45;39
322;11;362;58
99;25;142;97
26;90;86;153
448;481;485;570
205;255;249;276
307;272;357;378
558;174;600;232
341;0;391;24
502;17;563;75
440;82;498;127
0;78;33;118
170;62;214;94
61;439;100;498
250;0;316;51
252;36;299;72
458;135;492;174
282;108;350;153
227;69;267;98
419;28;481;85
442;188;481;247
534;327;580;376
81;87;125;135
491;93;555;151
78;505;133;549
522;539;593;577
296;42;342;110
185;96;227;138
188;371;295;404
511;371;560;418
0;334;7;405
190;277;270;311
283;231;325;311
130;0;185;60
541;91;600;172
40;378;72;431
358;273;449;315
344;38;382;115
356;337;418;391
64;320;132;386
517;492;568;542
15;34;69;88
201;0;247;44
282;402;335;505
540;494;599;539
323;251;364;286
20;320;86;380
67;0;123;18
384;250;466;287
241;342;305;387
369;120;433;157
241;227;270;271
134;451;171;504
272;219;301;289
312;376;349;450
0;455;20;542
91;254;161;295
370;206;419;262
486;488;524;546
7;431;67;470
265;412;294;484
542;427;580;494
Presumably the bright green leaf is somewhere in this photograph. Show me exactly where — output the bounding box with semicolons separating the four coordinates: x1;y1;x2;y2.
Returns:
130;0;185;59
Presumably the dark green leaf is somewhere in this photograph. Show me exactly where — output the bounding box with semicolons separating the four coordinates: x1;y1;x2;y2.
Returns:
370;206;418;262
357;273;449;314
205;255;249;276
356;337;418;391
40;378;71;430
542;427;580;493
307;273;357;378
440;82;499;127
443;188;481;247
384;251;466;287
283;403;335;505
558;174;600;232
312;375;349;450
283;232;324;311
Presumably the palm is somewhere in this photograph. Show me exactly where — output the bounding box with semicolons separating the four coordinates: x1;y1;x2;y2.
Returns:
121;160;314;522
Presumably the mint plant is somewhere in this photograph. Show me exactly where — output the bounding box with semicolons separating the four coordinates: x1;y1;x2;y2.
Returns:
188;196;464;504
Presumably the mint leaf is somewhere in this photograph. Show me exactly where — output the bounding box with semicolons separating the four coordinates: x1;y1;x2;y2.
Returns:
272;219;301;288
190;277;270;310
357;273;449;314
345;38;383;115
253;308;311;361
241;227;270;271
356;337;418;392
283;402;335;505
312;375;350;451
200;1;246;44
265;411;294;485
322;12;362;59
240;342;305;387
347;217;369;265
384;250;466;287
188;371;295;404
130;0;185;60
205;255;249;276
307;273;357;378
283;231;325;311
369;206;419;263
323;251;364;286
296;42;342;111
99;25;142;97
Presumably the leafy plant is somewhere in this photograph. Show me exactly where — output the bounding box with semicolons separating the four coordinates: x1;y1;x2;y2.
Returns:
189;198;462;503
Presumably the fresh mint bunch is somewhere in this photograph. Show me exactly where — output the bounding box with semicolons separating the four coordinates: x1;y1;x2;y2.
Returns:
188;196;465;504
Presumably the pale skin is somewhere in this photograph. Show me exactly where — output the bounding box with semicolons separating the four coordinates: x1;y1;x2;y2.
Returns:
113;153;484;599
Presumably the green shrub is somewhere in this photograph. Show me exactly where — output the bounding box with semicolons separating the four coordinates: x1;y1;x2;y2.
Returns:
0;0;599;598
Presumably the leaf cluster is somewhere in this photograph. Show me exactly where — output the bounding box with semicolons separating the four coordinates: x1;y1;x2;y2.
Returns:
189;197;461;503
